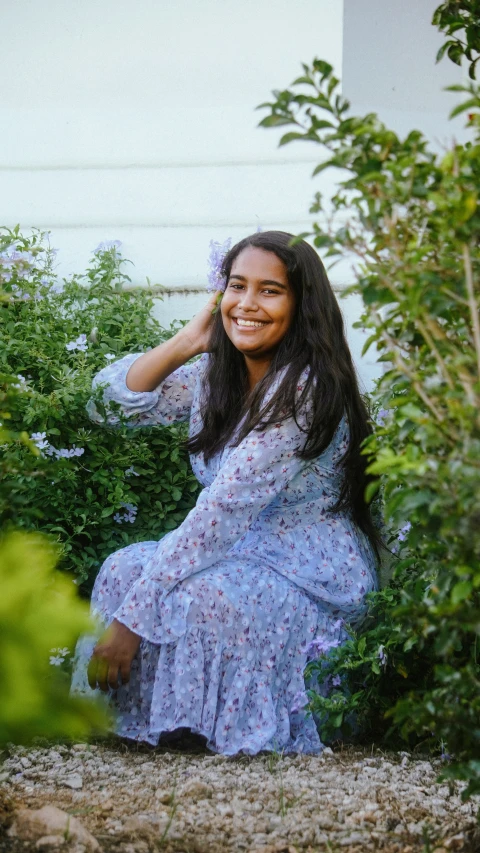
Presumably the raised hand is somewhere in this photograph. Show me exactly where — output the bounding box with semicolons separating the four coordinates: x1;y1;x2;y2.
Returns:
126;291;222;392
178;290;222;355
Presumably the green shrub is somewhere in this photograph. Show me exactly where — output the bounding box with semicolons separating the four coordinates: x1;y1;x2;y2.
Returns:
258;6;480;799
0;227;200;591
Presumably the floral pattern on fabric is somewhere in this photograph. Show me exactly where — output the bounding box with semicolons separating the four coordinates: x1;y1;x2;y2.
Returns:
72;353;377;756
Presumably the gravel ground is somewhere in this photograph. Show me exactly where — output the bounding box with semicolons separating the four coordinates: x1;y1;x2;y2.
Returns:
1;739;479;853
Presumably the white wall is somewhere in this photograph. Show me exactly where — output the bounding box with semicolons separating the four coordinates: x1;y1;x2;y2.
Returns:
342;0;466;142
6;1;462;390
0;0;343;288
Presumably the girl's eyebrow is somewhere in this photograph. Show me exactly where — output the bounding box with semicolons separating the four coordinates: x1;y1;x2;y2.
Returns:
228;274;288;290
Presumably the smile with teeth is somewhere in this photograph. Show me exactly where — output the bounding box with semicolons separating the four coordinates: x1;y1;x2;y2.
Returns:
234;318;269;328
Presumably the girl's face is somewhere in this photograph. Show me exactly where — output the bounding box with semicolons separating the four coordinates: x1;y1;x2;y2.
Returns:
221;246;296;361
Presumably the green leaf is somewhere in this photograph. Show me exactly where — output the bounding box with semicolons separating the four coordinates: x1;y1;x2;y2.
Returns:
451;581;473;605
312;160;332;177
291;75;313;86
449;98;480;119
361;333;378;356
279;131;308;146
436;42;450;62
258;115;293;128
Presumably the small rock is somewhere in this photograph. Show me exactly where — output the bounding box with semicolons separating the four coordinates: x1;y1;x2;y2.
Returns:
8;805;99;851
322;747;334;756
46;751;63;763
0;789;16;829
178;780;213;799
154;789;174;804
63;774;83;790
338;833;369;846
444;834;466;850
36;835;64;849
317;815;334;830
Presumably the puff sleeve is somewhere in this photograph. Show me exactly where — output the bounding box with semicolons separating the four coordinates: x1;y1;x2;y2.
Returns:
87;353;206;428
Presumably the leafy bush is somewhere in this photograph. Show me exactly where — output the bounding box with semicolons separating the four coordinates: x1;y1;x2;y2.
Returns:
258;8;480;798
0;227;200;591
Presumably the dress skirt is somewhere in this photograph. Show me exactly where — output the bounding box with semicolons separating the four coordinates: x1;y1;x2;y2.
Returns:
71;540;344;756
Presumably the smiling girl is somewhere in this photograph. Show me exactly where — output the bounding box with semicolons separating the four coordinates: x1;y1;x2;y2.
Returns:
72;231;380;756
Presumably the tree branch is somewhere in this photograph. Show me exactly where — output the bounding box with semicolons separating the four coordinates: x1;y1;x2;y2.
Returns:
462;243;480;377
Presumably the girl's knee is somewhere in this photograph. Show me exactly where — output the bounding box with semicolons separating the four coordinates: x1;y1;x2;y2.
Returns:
92;540;158;613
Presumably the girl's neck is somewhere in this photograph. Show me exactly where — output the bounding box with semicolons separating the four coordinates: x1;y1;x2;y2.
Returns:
245;355;273;391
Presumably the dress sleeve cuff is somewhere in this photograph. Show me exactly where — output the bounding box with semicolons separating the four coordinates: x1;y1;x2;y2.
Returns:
87;353;160;425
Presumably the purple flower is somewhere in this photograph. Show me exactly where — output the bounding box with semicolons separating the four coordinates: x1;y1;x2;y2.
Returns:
70;446;85;457
378;644;387;666
376;408;389;427
332;674;342;687
94;240;122;254
49;280;65;295
114;502;138;524
398;522;411;542
206;238;231;292
45;444;84;460
66;334;88;353
125;466;140;477
301;635;341;656
0;249;34;283
440;741;452;761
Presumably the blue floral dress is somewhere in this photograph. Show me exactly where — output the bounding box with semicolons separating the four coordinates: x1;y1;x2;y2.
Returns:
71;353;377;755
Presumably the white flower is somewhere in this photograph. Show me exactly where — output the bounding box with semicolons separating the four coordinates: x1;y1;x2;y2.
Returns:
49;654;64;666
66;334;88;353
30;432;50;452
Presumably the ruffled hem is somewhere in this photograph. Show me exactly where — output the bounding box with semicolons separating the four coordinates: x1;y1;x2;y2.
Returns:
72;612;324;757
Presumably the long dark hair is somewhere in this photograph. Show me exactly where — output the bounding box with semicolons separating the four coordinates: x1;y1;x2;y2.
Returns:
188;231;380;556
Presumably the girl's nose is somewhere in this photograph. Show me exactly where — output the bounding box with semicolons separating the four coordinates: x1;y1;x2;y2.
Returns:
238;287;258;311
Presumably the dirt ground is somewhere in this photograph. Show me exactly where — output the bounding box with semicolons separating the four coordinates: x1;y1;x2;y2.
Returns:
1;739;479;853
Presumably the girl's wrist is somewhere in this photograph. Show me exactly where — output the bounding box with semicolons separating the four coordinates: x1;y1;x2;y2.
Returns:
175;328;204;359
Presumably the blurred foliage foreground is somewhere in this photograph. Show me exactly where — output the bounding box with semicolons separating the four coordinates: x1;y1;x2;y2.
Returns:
258;1;480;802
0;532;108;744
